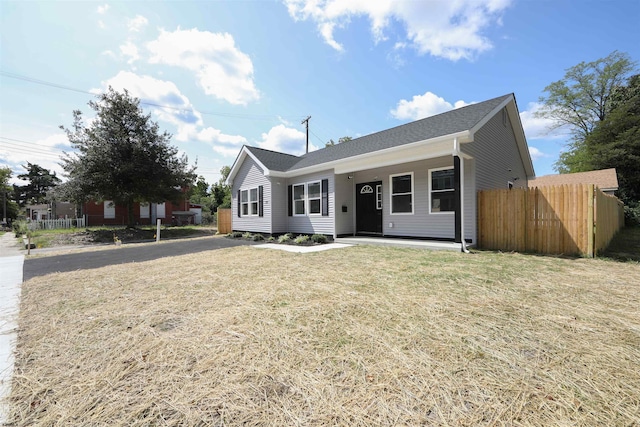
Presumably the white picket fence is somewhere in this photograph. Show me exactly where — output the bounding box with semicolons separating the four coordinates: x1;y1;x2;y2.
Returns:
28;217;86;230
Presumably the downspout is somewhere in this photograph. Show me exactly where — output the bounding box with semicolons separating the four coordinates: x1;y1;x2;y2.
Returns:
453;138;470;253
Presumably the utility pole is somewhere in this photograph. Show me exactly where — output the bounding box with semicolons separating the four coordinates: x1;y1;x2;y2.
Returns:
301;116;311;154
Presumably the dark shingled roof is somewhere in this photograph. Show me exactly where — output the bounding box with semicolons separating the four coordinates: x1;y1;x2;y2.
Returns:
246;94;512;173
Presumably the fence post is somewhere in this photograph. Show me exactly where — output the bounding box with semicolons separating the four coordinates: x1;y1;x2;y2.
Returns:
156;218;161;242
587;184;595;257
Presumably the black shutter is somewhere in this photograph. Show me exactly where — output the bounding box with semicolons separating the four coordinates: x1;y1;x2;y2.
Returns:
321;179;329;216
258;185;264;217
287;185;292;217
237;189;241;217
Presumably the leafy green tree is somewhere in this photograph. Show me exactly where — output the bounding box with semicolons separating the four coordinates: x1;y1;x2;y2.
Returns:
14;162;61;206
1;167;19;223
211;166;231;210
583;75;640;222
536;51;636;142
191;176;210;201
60;87;196;227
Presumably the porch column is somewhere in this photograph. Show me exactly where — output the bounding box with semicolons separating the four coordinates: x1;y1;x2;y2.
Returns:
454;155;462;243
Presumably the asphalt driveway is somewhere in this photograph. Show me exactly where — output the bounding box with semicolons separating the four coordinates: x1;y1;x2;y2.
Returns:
23;237;258;281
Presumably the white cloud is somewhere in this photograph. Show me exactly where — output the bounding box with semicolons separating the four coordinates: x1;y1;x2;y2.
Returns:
119;41;139;64
147;28;259;105
128;15;149;32
176;124;247;157
94;71;203;127
256;124;317;155
528;146;547;161
98;20;106;29
519;102;565;140
390;91;470;120
284;0;511;60
97;4;109;14
1;134;71;184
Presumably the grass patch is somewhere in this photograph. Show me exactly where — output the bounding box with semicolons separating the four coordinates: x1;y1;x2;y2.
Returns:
8;247;640;425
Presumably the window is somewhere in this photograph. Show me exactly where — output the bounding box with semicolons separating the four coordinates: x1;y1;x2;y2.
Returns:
293;184;305;215
308;181;321;214
390;173;413;214
430;167;455;213
140;202;150;219
250;188;258;215
241;190;249;216
376;185;382;210
104;200;115;219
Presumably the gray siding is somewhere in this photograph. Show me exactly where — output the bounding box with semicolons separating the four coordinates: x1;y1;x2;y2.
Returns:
285;170;335;236
334;173;355;236
351;157;474;241
231;157;272;234
463;108;528;191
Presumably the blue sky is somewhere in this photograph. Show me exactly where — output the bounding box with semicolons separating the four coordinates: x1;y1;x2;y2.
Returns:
1;0;639;187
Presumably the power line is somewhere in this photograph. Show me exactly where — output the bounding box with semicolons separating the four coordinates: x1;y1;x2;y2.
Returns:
0;70;306;121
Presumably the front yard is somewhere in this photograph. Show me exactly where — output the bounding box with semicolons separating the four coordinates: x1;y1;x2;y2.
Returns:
7;245;640;425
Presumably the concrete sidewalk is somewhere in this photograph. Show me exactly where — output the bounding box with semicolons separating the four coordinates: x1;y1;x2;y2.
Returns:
0;232;24;424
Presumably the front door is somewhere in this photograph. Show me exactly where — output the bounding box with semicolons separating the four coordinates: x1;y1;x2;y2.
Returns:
356;181;382;234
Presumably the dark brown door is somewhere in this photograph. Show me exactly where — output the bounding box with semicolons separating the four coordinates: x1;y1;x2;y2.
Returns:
356;181;382;234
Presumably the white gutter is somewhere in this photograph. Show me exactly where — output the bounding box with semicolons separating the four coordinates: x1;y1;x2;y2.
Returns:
453;137;470;253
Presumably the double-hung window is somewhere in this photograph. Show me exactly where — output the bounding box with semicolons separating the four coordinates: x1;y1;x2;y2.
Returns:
104;200;115;219
390;172;413;214
307;181;321;215
241;190;249;216
430;167;455;213
249;188;258;215
293;184;305;215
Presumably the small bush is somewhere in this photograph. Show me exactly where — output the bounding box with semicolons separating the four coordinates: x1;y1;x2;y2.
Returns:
252;234;264;241
278;233;292;244
294;234;310;244
229;231;243;238
267;236;276;242
311;234;327;244
242;232;253;239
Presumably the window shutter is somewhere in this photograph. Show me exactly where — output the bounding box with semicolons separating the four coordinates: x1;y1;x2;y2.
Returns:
287;185;292;217
321;179;329;216
237;190;241;217
258;185;264;217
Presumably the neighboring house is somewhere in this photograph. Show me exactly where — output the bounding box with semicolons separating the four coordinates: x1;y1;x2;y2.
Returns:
227;93;534;247
83;198;201;226
25;202;75;220
528;168;619;195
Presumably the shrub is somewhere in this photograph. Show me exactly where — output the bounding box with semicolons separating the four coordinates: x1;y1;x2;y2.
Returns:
267;236;276;242
201;212;214;225
229;231;243;238
311;234;327;244
278;233;292;244
252;234;264;241
242;232;253;239
294;234;310;244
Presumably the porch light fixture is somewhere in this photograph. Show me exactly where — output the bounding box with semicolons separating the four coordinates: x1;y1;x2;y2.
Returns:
348;175;354;180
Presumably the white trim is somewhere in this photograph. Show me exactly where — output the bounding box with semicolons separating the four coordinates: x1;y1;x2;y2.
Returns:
240;189;249;216
292;183;306;216
428;166;455;215
389;172;414;215
249;187;259;216
376;184;382;210
307;180;322;216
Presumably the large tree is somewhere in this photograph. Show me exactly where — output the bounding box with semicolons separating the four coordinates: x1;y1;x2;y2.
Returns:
536;51;636;141
60;87;196;227
14;162;61;206
583;74;640;221
1;167;19;223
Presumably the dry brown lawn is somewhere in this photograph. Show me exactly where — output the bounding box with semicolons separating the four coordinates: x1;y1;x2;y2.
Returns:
7;244;640;426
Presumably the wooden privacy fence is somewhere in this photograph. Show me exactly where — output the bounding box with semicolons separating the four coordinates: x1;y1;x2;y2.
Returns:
217;208;232;234
478;184;624;257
